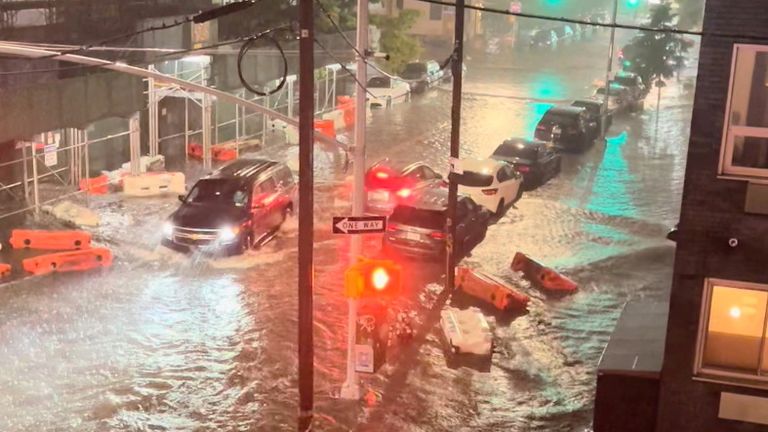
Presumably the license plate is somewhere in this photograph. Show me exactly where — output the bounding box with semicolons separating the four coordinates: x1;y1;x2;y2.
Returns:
405;231;421;241
370;190;390;201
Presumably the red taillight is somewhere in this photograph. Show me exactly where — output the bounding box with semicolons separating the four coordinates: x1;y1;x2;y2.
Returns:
388;224;398;232
481;188;498;196
375;170;389;180
517;165;530;173
430;231;446;240
396;188;412;199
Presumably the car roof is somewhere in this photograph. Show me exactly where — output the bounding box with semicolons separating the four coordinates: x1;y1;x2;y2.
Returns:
460;158;502;173
545;105;586;116
500;137;546;149
370;158;423;174
209;158;279;181
572;98;601;107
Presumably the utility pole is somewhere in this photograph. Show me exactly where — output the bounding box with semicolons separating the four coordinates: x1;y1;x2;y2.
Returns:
601;0;619;140
446;0;465;291
340;0;368;401
297;0;315;429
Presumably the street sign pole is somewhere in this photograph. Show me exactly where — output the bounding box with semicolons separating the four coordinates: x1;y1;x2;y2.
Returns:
601;0;619;140
446;0;465;292
340;0;368;401
298;0;315;429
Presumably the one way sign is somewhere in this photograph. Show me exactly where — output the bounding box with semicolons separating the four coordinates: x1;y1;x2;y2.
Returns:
333;216;387;234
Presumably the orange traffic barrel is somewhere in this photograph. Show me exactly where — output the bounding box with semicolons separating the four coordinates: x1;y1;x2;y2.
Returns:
10;229;92;251
511;252;577;293
0;263;11;278
188;142;203;159
314;119;336;139
456;266;530;311
79;175;109;195
22;248;113;276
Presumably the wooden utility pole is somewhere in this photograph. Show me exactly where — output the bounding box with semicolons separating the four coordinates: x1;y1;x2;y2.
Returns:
297;0;315;430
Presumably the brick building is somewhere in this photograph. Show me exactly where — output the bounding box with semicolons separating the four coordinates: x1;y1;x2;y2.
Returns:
596;0;768;430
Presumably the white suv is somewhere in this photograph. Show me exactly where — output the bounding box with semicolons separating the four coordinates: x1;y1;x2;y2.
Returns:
451;158;523;215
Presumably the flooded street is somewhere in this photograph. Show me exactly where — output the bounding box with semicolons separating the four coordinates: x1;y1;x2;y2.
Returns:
0;32;694;432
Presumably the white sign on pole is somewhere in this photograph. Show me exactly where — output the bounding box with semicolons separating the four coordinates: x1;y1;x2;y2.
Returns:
449;157;464;175
44;144;57;167
354;344;374;373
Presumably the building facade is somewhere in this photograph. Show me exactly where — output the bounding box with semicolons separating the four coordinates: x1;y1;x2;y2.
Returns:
375;0;483;42
656;0;768;430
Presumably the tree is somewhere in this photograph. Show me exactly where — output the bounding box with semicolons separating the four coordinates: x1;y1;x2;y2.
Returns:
623;5;690;95
370;10;423;74
676;0;705;31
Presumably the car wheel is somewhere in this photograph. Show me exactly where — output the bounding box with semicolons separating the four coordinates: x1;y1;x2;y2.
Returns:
496;199;506;216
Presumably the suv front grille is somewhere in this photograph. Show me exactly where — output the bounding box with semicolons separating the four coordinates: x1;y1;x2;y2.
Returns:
173;226;220;247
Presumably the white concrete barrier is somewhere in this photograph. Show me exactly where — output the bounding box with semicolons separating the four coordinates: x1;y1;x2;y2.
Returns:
123;172;185;197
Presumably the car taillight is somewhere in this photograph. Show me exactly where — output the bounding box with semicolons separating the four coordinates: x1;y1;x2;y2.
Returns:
375;170;389;180
482;188;498;196
430;231;446;240
396;188;412;199
516;165;530;173
388;224;399;232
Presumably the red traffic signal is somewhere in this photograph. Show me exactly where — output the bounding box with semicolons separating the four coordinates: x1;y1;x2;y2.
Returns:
345;257;402;299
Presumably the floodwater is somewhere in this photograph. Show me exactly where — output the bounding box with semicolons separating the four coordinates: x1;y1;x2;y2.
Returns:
0;31;696;431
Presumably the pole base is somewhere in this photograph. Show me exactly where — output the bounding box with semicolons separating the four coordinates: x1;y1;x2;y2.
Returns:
340;380;360;400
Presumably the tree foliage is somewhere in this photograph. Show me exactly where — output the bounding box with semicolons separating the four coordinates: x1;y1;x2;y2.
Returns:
623;3;690;88
370;10;423;74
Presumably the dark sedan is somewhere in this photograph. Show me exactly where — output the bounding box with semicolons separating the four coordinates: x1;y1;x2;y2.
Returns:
382;186;490;262
490;138;561;189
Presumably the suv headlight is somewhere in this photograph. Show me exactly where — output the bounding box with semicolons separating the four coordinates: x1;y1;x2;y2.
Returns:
162;222;174;238
219;226;240;242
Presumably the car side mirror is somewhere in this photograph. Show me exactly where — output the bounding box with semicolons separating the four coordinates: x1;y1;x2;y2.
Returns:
178;195;185;203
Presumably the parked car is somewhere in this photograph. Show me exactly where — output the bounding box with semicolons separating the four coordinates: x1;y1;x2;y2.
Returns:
401;60;444;93
529;29;558;49
571;98;612;138
364;159;444;215
534;106;594;152
611;71;648;110
450;158;522;215
382;186;490;261
162;158;295;255
367;76;411;108
490;138;561;189
553;25;576;44
593;83;633;114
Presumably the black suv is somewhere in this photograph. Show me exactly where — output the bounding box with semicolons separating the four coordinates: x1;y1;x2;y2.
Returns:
490;138;561;189
382;186;490;261
534;106;594;152
162;159;296;255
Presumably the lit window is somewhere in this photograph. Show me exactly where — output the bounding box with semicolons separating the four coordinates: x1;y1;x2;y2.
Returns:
696;278;768;382
720;45;768;179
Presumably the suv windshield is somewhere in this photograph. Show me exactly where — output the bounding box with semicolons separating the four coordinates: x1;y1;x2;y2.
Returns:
402;63;426;78
368;77;390;88
390;206;445;230
450;171;494;187
494;143;538;160
185;179;248;207
541;113;578;127
572;101;599;115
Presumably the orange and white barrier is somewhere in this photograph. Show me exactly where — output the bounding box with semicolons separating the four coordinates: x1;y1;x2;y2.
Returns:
0;263;11;278
322;110;346;130
455;266;530;311
22;248;113;276
123;172;185;197
10;229;91;250
79;175;109;195
511;252;577;293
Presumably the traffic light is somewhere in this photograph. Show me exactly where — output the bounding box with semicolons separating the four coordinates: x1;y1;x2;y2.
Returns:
627;0;639;6
344;257;402;299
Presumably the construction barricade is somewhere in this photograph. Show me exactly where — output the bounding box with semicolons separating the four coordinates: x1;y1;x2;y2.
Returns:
22;248;113;276
511;252;578;293
188;142;204;159
79;175;109;195
337;96;355;128
10;229;91;250
314;119;336;139
455;266;530;311
123;172;185;197
0;263;11;278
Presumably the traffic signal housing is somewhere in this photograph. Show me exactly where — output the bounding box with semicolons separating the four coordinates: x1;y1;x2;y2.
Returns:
344;257;402;299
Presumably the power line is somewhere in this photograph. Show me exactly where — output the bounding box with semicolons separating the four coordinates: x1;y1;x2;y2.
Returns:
415;0;768;42
12;1;261;63
312;35;376;98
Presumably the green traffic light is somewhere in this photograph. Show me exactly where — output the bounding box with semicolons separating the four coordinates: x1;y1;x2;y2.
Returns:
627;0;639;7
